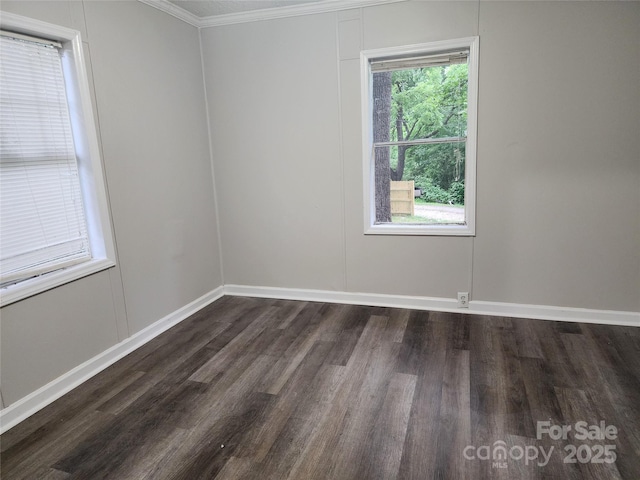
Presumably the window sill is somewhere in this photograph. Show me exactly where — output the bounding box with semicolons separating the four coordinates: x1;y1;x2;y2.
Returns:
0;258;115;307
365;223;475;236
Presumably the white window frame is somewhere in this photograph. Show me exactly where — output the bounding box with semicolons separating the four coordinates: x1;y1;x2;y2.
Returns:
0;13;115;306
361;37;479;236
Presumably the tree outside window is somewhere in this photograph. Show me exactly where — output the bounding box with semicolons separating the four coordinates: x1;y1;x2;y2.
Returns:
362;38;478;236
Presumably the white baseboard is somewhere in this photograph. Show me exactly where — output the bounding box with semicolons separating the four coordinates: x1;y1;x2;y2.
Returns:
0;286;224;434
224;284;640;327
469;300;639;326
2;283;637;434
224;284;459;311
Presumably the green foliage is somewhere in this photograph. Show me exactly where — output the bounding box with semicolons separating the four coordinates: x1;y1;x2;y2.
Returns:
390;64;467;142
417;178;449;204
387;63;468;204
415;177;464;205
447;180;465;205
405;143;465;191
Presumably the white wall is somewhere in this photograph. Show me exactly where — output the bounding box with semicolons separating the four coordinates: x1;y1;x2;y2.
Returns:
201;14;346;292
201;0;640;312
473;1;640;311
0;1;222;406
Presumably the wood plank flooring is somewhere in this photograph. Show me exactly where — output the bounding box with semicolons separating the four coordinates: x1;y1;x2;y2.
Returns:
2;296;639;479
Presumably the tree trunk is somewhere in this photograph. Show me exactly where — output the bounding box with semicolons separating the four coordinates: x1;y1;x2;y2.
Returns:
372;72;392;223
392;104;406;181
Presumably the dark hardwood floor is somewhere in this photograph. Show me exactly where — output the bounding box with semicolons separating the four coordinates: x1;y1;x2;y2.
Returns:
2;296;639;479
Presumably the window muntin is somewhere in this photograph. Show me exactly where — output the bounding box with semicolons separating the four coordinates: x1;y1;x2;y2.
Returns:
362;38;478;236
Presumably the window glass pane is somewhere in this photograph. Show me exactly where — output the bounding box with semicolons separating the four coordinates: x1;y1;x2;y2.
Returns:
0;35;90;286
372;63;468;144
373;143;466;225
371;60;469;227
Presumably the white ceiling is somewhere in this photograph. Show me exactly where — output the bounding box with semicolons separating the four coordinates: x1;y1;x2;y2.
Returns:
141;0;404;27
166;0;324;18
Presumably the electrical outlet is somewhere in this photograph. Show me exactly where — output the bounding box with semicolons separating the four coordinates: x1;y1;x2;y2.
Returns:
457;292;469;308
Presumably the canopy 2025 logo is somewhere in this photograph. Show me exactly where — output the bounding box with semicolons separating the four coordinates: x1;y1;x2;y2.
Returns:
463;421;618;469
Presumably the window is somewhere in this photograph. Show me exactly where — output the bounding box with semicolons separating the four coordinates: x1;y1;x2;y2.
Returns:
0;13;115;306
361;37;478;235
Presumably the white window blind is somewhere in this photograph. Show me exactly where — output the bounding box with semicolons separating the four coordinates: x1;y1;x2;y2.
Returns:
0;33;91;286
370;50;468;73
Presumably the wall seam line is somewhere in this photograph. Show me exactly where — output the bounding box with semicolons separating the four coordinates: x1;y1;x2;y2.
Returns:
335;13;349;292
198;27;225;286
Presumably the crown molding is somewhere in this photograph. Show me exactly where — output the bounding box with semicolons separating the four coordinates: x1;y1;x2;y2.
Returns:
138;0;202;27
199;0;406;27
138;0;407;28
